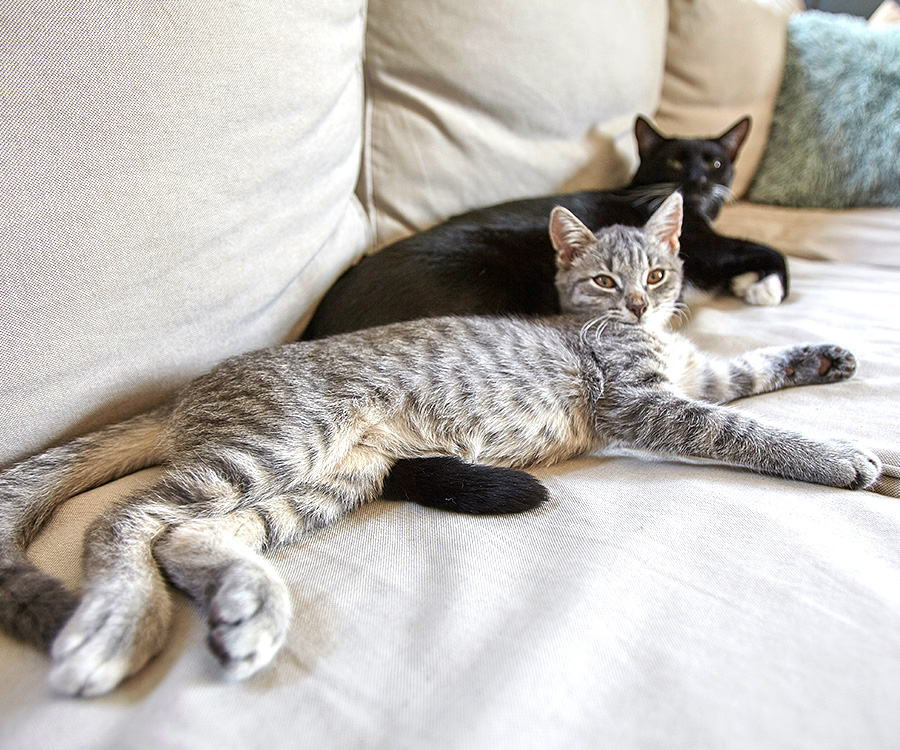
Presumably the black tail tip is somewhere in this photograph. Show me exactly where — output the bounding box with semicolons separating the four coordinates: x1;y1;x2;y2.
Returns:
381;457;548;515
0;563;78;652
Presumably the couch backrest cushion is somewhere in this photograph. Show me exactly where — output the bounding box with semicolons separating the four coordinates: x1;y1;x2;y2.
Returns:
362;0;668;248
654;0;803;197
0;1;368;466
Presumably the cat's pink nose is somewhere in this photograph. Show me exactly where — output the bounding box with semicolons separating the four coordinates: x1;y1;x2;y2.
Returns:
626;294;648;320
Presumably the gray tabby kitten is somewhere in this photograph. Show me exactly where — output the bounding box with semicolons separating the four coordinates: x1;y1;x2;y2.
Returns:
0;193;880;697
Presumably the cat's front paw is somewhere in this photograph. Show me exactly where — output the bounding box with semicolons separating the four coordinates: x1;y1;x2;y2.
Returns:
820;442;882;490
784;344;857;385
731;272;785;306
844;445;882;490
206;561;291;681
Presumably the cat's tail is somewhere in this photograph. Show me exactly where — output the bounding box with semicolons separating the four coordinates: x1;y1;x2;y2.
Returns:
381;457;548;515
0;407;171;650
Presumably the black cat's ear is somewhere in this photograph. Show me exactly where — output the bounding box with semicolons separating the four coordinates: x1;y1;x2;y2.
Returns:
718;117;752;162
634;116;665;160
549;207;596;268
644;192;683;255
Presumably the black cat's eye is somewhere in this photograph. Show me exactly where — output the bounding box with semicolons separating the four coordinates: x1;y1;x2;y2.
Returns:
647;269;665;285
666;158;682;171
707;158;723;170
592;274;617;290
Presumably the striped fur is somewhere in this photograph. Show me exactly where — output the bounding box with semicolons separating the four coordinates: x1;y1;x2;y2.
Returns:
0;194;880;696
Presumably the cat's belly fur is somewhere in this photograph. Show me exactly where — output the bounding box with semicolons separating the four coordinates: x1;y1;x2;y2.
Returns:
169;316;604;499
375;400;600;469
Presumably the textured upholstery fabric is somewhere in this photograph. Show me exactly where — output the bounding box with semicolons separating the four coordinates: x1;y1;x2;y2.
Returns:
0;1;369;466
2;3;900;748
2;250;899;750
361;0;668;247
718;202;900;265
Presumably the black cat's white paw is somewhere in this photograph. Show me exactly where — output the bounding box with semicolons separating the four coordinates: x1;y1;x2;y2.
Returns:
784;344;857;385
731;272;785;306
206;562;291;681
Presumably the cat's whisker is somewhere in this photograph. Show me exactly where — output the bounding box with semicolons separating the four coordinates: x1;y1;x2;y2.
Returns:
579;316;604;345
659;302;691;330
711;183;736;205
592;320;609;345
619;183;680;209
579;314;616;346
673;302;693;324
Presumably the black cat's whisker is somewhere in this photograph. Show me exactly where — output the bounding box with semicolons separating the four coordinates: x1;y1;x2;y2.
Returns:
618;183;680;208
711;184;735;205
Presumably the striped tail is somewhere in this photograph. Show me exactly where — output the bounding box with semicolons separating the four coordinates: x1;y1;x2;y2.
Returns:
0;407;170;650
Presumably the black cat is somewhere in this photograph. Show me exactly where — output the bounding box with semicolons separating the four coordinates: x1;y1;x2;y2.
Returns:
304;117;788;339
303;117;790;514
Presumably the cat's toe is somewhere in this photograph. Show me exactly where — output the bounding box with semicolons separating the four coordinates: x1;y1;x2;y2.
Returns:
49;646;132;698
207;565;291;681
816;345;857;381
48;589;170;697
786;344;857;384
847;447;882;490
819;442;882;490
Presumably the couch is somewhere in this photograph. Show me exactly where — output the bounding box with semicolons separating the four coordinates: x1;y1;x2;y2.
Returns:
1;1;899;748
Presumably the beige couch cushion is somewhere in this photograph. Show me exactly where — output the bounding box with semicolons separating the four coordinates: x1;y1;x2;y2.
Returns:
0;1;369;466
362;0;668;247
7;254;900;747
654;0;803;197
718;203;900;266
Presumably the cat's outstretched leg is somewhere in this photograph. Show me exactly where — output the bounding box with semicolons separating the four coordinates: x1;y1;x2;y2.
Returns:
603;390;881;489
154;511;291;682
693;343;858;403
47;496;181;697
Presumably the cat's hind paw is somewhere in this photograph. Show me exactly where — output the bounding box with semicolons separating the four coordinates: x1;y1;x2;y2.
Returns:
784;344;857;385
48;584;171;698
206;561;291;681
731;272;785;306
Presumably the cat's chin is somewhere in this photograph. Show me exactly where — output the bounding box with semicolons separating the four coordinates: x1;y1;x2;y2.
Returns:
683;192;722;223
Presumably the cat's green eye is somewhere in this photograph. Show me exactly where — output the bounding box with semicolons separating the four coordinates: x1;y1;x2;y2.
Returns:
647;269;665;285
592;274;617;290
708;158;723;170
666;158;682;171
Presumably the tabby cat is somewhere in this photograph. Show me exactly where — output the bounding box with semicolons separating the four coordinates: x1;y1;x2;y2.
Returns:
307;116;791;514
0;193;878;697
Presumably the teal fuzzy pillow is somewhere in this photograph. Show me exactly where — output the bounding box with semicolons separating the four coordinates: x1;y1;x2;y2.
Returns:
748;11;900;209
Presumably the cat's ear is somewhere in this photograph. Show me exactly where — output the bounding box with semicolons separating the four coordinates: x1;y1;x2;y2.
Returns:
717;117;752;162
549;207;597;268
644;192;683;255
634;116;666;161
